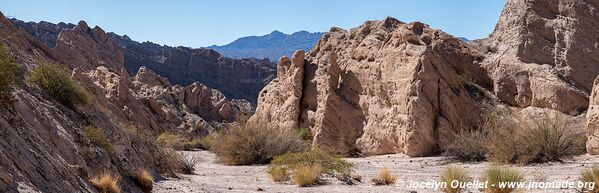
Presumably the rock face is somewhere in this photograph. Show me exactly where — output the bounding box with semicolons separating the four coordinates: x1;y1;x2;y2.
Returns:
250;18;483;156
0;12;248;192
108;33;276;104
587;76;599;155
479;0;599;115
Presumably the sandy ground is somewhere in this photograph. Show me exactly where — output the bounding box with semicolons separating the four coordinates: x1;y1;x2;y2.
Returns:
154;151;599;193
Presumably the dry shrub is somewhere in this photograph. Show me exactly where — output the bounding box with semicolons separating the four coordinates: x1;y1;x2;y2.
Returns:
337;128;362;157
0;43;19;108
486;113;586;164
90;173;120;193
156;132;205;151
270;149;353;175
445;129;487;162
372;167;396;185
154;148;183;177
580;167;599;193
292;164;322;187
481;165;523;193
267;166;289;182
440;165;470;193
27;64;88;109
211;123;306;165
131;169;153;193
179;154;198;174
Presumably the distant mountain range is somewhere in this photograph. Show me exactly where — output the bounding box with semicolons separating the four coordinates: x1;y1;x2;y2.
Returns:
208;30;325;62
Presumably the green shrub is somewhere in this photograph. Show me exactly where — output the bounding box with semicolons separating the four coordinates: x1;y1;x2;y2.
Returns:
580;167;599;193
83;126;113;153
156;132;212;151
296;128;313;143
267;166;289;182
440;165;470;193
445;129;487;162
211;123;306;165
27;64;88;109
0;44;19;107
270;149;353;175
481;165;523;193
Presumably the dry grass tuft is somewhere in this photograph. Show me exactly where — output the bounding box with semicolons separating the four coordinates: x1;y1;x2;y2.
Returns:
211;123;306;165
90;173;120;193
481;165;523;193
580;167;599;193
372;167;396;185
445;129;487;162
179;154;198;174
267;166;289;182
292;164;322;187
440;165;470;193
131;168;153;193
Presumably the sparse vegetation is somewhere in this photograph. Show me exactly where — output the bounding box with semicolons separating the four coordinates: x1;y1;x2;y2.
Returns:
83;126;114;153
211;123;306;165
90;173;120;193
130;169;153;193
267;166;289;182
337;128;362;157
270;149;353;175
445;129;487;162
0;44;19;108
156;132;206;151
372;167;396;185
27;64;88;109
440;165;470;193
481;165;523;193
580;167;599;193
292;164;322;187
154;148;184;177
296;127;313;143
179;154;198;174
486;114;586;164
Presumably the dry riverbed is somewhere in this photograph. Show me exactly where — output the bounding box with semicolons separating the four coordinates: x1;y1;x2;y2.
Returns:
154;151;599;193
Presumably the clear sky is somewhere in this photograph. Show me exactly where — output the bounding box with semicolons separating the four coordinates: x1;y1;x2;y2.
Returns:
1;0;507;48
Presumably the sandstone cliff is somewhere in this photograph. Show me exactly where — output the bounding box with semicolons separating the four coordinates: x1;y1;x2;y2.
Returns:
250;0;599;156
0;12;247;192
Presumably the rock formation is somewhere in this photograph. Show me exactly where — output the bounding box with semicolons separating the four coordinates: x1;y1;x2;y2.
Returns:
108;33;276;104
0;12;248;192
479;0;599;115
587;76;599;154
251;0;599;156
250;18;484;156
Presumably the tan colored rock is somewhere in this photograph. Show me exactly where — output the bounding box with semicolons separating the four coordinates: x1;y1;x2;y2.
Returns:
251;18;482;156
586;76;599;155
479;0;598;115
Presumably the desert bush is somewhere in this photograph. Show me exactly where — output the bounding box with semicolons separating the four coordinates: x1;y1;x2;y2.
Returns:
267;166;289;182
481;165;523;193
292;164;322;187
372;167;396;185
156;132;201;150
179;154;198;174
270;149;353;175
211;123;306;165
337;128;362;157
130;168;153;193
486;114;586;164
580;167;599;193
0;44;19;108
197;135;214;150
154;148;183;177
28;64;88;109
296;127;313;143
440;165;470;193
445;129;487;162
90;173;120;193
83;126;114;153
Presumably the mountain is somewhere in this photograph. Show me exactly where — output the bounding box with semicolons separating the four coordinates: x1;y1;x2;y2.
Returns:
8;18;277;104
208;30;325;61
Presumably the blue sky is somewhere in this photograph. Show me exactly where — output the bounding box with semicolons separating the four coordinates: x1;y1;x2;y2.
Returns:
1;0;507;48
